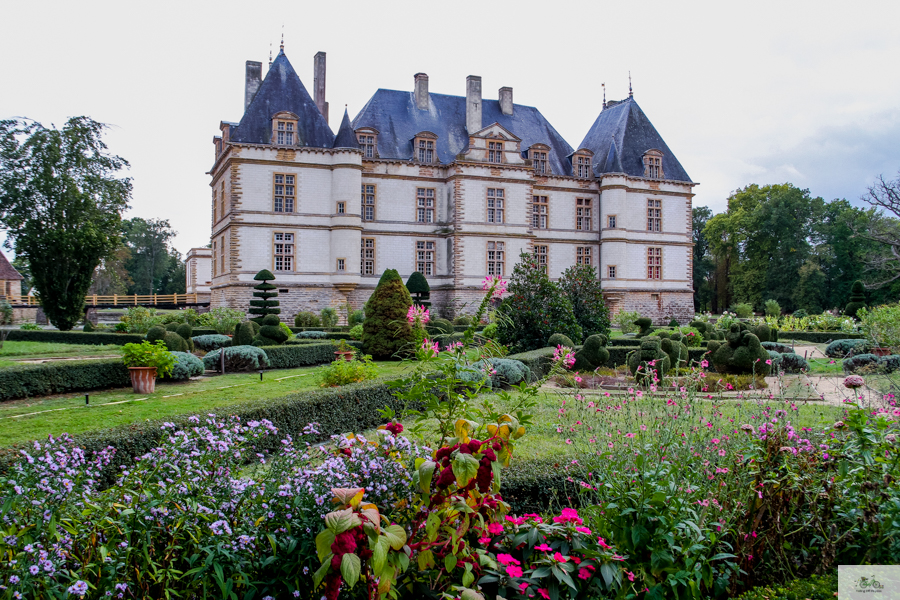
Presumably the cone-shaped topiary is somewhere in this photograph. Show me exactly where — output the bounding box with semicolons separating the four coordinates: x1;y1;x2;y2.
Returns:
634;317;653;337
573;334;610;371
253;314;290;346
362;269;414;359
83;320;94;332
660;336;689;368
146;325;167;344
627;336;670;384
707;323;772;375
668;318;680;328
548;333;575;348
232;320;260;346
249;269;281;324
406;271;431;307
845;280;867;319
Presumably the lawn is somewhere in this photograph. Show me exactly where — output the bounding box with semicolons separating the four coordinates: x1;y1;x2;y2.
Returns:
0;340;123;358
0;360;412;447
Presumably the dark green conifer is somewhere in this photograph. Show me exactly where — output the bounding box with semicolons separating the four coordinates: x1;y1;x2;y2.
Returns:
249;269;280;324
362;269;414;359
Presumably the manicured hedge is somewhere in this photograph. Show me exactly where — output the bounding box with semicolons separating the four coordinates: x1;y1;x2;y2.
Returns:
0;358;130;402
4;330;144;345
0;377;412;488
506;347;558;379
606;346;708;369
610;337;641;347
778;331;864;343
191;328;218;336
290;326;350;333
502;458;581;513
260;343;340;369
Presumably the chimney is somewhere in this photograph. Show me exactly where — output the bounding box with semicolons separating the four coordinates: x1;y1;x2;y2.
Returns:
414;73;429;110
244;61;262;111
466;75;482;134
499;86;513;116
314;51;328;122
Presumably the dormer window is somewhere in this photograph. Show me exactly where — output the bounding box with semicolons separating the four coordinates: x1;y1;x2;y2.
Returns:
488;140;503;164
643;149;664;179
573;150;593;178
357;128;378;158
529;144;551;175
413;132;438;164
270;112;299;146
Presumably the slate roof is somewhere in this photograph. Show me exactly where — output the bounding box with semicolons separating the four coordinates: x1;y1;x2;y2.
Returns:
351;90;575;176
332;108;359;149
577;98;691;183
0;253;23;281
230;50;334;148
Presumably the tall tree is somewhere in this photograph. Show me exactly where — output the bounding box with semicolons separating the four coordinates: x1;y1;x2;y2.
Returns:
89;247;133;295
856;170;900;288
122;217;177;294
0;117;130;330
691;206;716;312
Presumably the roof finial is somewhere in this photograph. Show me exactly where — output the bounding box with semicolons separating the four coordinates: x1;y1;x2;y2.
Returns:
280;25;284;52
268;43;273;67
602;82;606;110
628;71;633;98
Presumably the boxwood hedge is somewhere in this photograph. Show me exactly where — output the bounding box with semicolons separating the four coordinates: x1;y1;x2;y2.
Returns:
260;343;340;369
0;359;130;402
506;347;558;379
4;330;143;345
778;331;864;343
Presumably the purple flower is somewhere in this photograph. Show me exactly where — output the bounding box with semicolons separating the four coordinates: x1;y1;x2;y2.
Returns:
67;580;89;595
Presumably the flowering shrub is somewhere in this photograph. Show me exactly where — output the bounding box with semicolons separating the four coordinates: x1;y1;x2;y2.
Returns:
318;355;379;387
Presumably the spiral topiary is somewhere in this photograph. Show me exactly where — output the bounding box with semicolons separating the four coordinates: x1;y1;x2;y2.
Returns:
573;334;610;371
634;317;653;337
249;269;280;324
253;314;290;346
626;336;670;384
706;324;771;375
845;280;867;319
547;333;575;349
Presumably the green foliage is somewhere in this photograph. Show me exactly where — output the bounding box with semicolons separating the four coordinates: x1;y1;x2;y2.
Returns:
660;335;690;368
318;355;378;387
296;330;327;339
634;317;653;336
762;341;794;354
845;279;867;318
175;323;192;349
777;352;809;373
0;117;131;330
162;331;188;352
792;309;809;319
164;323;179;332
120;306;161;334
405;270;430;305
779;330;864;343
121;340;175;377
496;252;582;352
232;320;259;346
197;306;245;334
362;269;414;359
202;346;269;371
81;319;93;332
19;323;40;331
731;302;754;318
253;314;290;346
319;307;338;328
293;311;321;327
261;342;345;369
475;357;531;387
191;334;232;351
858;302;900;349
825;338;870;358
793;260;826;314
349;324;363;340
751;322;776;343
573;334;610;371
248;269;280;323
690;320;708;336
0;358;130;401
166;351;204;380
558;263;612;340
707;324;771;375
0;300;12;325
452;314;472;326
764;299;782;317
734;573;837;600
626;336;670;384
614;310;642;334
842;353;881;373
428;317;454;335
121;217;183;295
2;329;144;345
547;332;575;348
348;309;366;326
480;322;498;339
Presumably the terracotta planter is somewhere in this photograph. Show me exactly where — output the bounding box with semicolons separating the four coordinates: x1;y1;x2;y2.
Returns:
872;347;893;357
128;366;158;393
334;350;355;362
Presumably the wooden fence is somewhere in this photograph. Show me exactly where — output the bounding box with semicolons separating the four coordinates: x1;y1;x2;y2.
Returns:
3;293;204;307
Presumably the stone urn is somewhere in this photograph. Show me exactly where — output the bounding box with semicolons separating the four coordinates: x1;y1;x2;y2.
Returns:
128;367;157;394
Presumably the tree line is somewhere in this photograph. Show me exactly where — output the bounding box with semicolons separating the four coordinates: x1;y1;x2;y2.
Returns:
693;177;900;314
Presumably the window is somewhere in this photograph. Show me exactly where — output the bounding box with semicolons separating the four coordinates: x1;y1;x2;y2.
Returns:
647;199;661;232
416;188;435;223
219;235;226;274
487;188;505;223
607;215;617;229
358;132;376;158
576;198;592;230
487;241;505;276
219;182;225;219
647;247;662;279
533;245;549;275
361;184;375;221
532;195;548;229
576;246;592;266
607;265;616;279
276;121;294;145
416;240;435;276
488;141;503;163
418;139;434;163
336;258;345;272
336;202;345;215
643;150;664;179
274;174;295;213
213;188;218;222
532;150;548;175
274;232;294;272
361;238;375;275
574;154;592;178
211;240;217;276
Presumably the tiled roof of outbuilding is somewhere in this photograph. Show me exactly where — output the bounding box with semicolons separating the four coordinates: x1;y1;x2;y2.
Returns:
230;50;334;148
0;253;23;280
577;98;692;183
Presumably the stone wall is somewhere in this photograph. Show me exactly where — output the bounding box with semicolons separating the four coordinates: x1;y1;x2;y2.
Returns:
617;290;695;325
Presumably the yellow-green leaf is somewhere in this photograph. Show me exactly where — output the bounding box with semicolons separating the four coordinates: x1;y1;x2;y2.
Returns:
341;552;361;589
313;558;330;589
371;536;389;574
461;588;485;600
418;548;435;570
325;507;362;535
315;529;335;562
452;453;480;487
418;460;437;494
444;554;458;571
383;524;407;550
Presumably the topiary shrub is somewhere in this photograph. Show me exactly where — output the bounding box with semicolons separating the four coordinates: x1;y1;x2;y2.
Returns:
481;323;498;340
767;350;782;370
406;271;431;306
573;334;609;372
777;352;809;373
362;269;414;359
83;320;94;332
879;354;900;373
175;323;193;352
547;333;575;348
453;314;472;326
762;341;793;354
320;307;338;328
428;318;454;335
845;280;867;319
843;353;880;373
661;336;690;369
634;317;653;337
232;320;260;347
167;351;204;380
690;321;708;336
751;323;777;343
253;314;289;347
249;269;280;323
626;336;670;384
162;331;188;352
165;323;179;332
202;346;269;371
707;324;772;375
475;358;530;387
146;325;166;344
348;309;366;326
192;334;233;352
294;311;321;328
558;264;612;341
349;324;363;340
825;338;870;358
668;318;679;327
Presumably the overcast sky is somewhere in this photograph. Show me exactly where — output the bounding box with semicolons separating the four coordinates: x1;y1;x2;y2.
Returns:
2;0;898;258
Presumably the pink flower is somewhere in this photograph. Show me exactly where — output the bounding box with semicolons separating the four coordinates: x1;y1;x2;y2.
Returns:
406;304;430;325
626;571;635;582
701;359;709;368
534;543;553;551
553;345;576;369
538;589;550;600
506;565;523;578
597;537;612;549
497;553;520;566
552;507;583;525
576;526;592;534
553;552;568;562
478;537;491;545
505;515;527;525
481;275;507;299
488;522;504;535
518;582;529;593
420;339;440;356
578;568;592;580
844;375;865;389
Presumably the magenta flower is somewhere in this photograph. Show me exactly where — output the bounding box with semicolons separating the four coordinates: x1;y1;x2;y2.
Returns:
506;565;523;578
